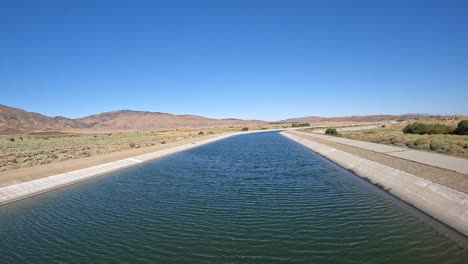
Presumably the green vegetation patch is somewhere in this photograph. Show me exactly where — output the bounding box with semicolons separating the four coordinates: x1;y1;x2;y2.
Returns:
402;122;454;135
325;128;339;136
341;124;468;158
453;120;468;135
292;123;310;127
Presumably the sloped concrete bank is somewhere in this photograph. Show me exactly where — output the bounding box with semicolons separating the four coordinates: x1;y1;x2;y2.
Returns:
291;130;468;175
280;131;468;237
0;130;270;206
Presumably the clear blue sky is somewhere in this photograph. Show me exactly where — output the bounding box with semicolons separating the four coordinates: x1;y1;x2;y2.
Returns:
1;0;467;121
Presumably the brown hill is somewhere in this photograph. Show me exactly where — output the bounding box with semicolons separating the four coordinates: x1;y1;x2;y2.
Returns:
0;105;265;134
3;104;457;135
0;105;89;134
76;110;265;131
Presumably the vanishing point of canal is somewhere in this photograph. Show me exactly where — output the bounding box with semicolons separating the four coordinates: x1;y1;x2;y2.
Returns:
0;132;467;263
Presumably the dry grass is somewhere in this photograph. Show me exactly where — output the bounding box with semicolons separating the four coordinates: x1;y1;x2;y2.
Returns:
340;124;468;158
0;127;256;172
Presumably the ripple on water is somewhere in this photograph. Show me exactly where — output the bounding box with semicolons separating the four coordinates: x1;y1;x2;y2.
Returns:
0;132;467;263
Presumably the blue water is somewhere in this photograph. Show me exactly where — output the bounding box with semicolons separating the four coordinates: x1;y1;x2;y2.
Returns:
0;132;466;263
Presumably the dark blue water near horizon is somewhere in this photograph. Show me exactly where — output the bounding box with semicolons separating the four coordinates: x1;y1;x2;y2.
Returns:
0;132;466;263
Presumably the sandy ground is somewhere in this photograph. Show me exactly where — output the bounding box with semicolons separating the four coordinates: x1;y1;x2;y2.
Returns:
0;133;223;187
305;124;383;134
291;132;468;194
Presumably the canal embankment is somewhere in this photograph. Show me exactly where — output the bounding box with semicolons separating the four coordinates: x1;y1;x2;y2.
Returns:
280;130;468;237
291;130;468;176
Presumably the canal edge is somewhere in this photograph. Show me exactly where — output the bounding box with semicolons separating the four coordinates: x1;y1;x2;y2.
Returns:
279;131;468;238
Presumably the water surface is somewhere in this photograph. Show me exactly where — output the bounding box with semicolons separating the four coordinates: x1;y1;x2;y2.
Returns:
0;132;466;263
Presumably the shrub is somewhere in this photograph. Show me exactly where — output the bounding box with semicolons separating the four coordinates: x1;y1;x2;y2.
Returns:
292;123;310;127
207;131;214;134
325;128;338;136
453;120;468;135
8;138;15;142
429;140;451;154
242;127;249;131
198;131;204;135
402;122;454;135
160;140;167;144
129;142;140;148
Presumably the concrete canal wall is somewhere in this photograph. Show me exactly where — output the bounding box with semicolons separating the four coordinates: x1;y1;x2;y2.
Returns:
291;130;468;175
280;131;468;237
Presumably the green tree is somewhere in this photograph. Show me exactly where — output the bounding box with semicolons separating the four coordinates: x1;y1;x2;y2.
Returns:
325;128;338;136
402;122;454;135
453;120;468;135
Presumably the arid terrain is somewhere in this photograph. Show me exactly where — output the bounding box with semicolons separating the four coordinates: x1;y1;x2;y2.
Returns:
0;127;279;172
280;114;423;124
1;131;192;172
340;125;468;158
2;103;466;173
0;104;287;173
300;116;468;158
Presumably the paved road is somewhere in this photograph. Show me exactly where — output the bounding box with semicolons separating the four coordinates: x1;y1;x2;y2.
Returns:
288;130;468;175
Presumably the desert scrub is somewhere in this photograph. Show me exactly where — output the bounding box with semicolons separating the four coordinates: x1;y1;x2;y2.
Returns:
0;130;208;172
325;128;339;136
342;125;468;158
453;120;468;135
292;123;310;127
402;122;454;135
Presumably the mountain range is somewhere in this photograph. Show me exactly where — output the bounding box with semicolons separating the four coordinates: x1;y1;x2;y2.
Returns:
0;105;264;134
0;104;445;135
